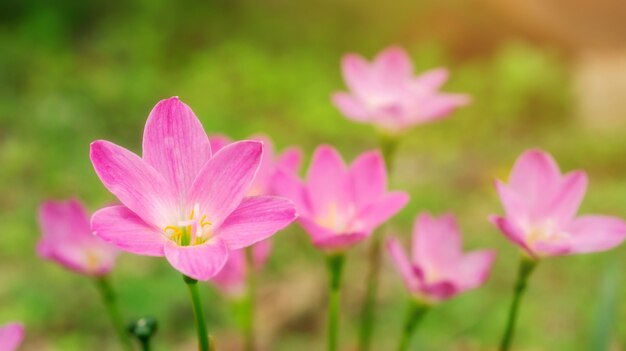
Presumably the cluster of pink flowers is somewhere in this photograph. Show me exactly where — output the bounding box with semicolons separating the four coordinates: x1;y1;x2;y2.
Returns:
6;45;622;351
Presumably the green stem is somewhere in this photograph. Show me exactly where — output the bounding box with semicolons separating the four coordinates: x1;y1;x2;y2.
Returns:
244;247;256;351
499;256;538;351
184;275;212;351
95;277;133;351
358;133;399;351
396;300;430;351
326;254;345;351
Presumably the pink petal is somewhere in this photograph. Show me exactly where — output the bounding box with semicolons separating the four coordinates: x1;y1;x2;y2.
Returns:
454;250;496;290
331;92;369;121
565;215;626;254
413;68;449;92
0;322;24;351
494;180;528;220
306;145;351;218
92;206;166;257
546;171;587;225
163;238;229;281
421;281;458;301
142;97;212;201
417;93;471;121
386;237;419;292
354;191;409;232
272;169;312;217
490;216;533;255
210;249;246;295
209;134;232;153
252;239;272;267
507;149;561;213
90;140;176;227
275;147;302;174
216;196;296;250
350;150;387;209
38;199;91;242
341;54;374;97
189;140;262;227
374;46;413;79
412;213;462;273
299;217;367;250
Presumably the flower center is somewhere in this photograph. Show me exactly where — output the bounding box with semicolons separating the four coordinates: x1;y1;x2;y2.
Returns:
525;219;568;245
163;204;213;246
316;202;360;233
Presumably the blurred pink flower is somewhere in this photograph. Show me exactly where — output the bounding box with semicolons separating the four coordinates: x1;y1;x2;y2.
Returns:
209;134;302;196
89;97;296;280
332;46;470;133
0;322;24;351
491;149;626;258
274;145;408;251
37;199;118;276
387;212;495;303
211;240;271;296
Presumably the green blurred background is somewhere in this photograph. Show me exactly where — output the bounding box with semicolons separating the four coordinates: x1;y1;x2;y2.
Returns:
2;0;626;349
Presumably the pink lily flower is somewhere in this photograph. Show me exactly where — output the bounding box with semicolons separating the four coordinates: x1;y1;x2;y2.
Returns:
332;46;470;134
90;97;297;280
0;322;24;351
209;133;302;196
387;212;495;303
274;145;409;251
491;149;626;258
37;199;118;276
211;240;271;296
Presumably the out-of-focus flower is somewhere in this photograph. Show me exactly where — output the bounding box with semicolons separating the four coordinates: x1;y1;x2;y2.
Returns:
90;97;296;281
387;212;495;303
0;322;24;351
209;134;301;196
211;240;271;296
491;149;626;258
37;199;118;276
332;46;470;134
274;145;408;251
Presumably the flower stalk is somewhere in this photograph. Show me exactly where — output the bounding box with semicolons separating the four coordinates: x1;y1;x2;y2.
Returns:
326;254;345;351
244;247;256;351
397;300;430;351
358;134;399;351
499;255;538;351
184;275;213;351
94;276;133;351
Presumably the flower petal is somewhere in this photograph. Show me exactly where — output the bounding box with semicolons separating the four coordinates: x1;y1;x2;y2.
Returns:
417;93;471;121
507;149;561;213
490;216;534;255
216;196;296;250
306;145;351;217
276;147;302;174
92;205;166;257
38;199;91;242
411;213;462;273
354;191;408;232
350;150;387;209
341;53;374;97
209;134;232;153
163;238;229;281
565;215;626;254
413;68;449;92
299;217;367;250
454;250;496;291
331;92;369;121
386;237;419;292
0;322;24;351
90;140;176;227
272;169;312;217
189;140;262;227
494;180;528;220
546;171;587;225
142;97;212;201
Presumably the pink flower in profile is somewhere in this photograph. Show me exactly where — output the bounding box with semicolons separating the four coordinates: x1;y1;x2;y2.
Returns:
37;199;118;276
0;322;24;351
211;240;271;296
209;134;302;196
491;149;626;258
90;97;296;281
274;145;408;251
332;46;470;133
387;213;495;303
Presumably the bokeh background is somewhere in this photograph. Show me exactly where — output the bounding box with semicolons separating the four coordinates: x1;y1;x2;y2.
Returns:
2;0;626;350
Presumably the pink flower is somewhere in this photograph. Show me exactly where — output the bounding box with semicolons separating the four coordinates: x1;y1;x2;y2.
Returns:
491;149;626;258
210;240;271;296
274;145;409;251
332;46;470;133
0;322;24;351
387;213;495;303
209;134;302;196
37;199;118;276
89;97;297;280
